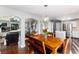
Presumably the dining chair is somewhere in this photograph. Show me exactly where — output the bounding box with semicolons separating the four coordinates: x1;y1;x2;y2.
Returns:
57;38;70;54
48;32;54;37
26;35;46;54
32;38;46;54
55;31;67;54
25;37;35;54
62;38;70;54
32;31;37;35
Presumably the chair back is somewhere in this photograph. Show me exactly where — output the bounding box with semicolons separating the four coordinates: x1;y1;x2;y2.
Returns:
48;32;54;37
33;38;46;54
62;38;70;54
26;35;46;54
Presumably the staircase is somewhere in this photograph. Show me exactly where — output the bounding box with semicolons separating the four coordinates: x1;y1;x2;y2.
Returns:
71;38;79;54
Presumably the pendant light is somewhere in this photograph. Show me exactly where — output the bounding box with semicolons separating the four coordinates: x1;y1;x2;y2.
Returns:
44;5;49;21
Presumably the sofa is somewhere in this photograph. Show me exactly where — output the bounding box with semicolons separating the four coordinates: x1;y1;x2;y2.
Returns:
5;32;19;46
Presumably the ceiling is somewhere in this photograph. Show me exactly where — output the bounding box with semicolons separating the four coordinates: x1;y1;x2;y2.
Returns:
3;5;79;20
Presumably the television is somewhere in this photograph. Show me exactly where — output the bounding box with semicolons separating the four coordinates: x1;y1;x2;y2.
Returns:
11;24;19;30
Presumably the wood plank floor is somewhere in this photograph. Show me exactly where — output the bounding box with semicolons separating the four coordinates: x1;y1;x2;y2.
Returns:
0;43;34;54
0;41;70;54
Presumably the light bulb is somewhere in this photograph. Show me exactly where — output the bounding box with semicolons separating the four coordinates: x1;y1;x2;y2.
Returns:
44;17;49;22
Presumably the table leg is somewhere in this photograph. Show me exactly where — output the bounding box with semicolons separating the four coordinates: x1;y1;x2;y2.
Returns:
51;49;57;54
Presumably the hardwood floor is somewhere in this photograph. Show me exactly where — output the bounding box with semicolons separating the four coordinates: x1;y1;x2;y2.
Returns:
0;40;70;54
0;43;34;54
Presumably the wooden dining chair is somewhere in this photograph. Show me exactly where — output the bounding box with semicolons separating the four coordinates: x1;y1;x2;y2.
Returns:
48;32;54;37
62;38;70;54
32;31;37;35
25;36;46;54
32;38;46;54
57;38;70;54
25;36;36;54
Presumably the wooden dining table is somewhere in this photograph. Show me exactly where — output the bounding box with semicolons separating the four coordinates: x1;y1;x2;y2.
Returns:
26;34;64;54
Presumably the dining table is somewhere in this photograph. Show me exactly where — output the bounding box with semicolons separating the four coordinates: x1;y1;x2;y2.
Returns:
26;34;64;54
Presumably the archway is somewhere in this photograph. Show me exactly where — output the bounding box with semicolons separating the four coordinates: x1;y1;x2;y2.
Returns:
25;18;37;35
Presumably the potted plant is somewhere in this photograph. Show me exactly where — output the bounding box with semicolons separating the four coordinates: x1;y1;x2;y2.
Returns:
43;28;48;39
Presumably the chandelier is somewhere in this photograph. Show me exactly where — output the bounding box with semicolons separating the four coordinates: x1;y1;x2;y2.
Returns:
42;5;49;32
43;5;49;22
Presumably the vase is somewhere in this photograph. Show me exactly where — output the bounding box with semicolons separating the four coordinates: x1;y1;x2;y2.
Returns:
43;32;48;39
45;34;47;39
